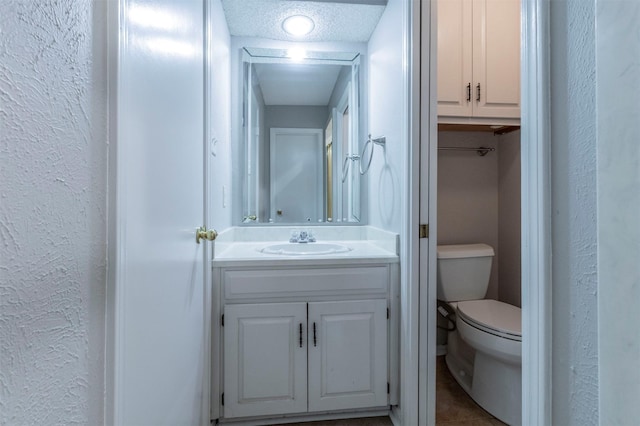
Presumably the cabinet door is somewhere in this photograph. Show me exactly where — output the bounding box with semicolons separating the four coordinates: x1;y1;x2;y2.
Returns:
437;0;473;117
308;300;388;412
472;0;521;118
224;303;307;418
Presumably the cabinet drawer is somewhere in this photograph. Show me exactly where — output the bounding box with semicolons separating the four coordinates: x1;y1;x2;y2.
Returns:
223;266;389;300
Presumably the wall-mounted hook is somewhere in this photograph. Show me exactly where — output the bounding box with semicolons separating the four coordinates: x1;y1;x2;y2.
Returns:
359;134;386;175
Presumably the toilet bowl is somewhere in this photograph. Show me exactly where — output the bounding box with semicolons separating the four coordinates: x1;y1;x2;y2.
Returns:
456;300;521;361
455;299;521;426
436;244;522;425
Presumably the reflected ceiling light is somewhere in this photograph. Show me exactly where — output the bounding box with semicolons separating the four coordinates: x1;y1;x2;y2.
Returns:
282;15;315;37
134;36;198;58
128;5;181;30
287;47;307;61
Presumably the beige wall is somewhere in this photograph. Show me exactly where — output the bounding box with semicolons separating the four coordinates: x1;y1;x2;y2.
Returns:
498;130;521;307
437;131;500;299
437;130;521;303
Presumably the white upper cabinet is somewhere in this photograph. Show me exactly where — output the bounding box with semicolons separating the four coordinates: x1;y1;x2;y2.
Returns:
437;0;473;117
438;0;521;124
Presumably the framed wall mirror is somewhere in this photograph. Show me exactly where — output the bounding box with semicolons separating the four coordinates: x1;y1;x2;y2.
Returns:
241;47;362;224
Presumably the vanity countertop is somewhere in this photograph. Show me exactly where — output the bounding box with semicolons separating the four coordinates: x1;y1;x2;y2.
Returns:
213;240;399;267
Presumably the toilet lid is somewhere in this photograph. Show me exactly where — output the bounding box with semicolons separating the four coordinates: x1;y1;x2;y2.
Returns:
436;243;494;259
456;299;521;341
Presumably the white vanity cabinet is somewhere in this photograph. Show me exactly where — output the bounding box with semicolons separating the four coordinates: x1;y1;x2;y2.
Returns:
223;302;308;418
215;262;398;422
307;300;388;412
437;0;521;124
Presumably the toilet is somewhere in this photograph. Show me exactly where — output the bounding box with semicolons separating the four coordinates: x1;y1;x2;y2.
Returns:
437;243;522;426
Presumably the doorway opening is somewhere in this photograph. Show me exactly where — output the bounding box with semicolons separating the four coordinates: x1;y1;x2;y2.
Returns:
419;0;551;425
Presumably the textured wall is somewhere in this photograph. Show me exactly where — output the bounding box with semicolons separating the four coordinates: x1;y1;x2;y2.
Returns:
0;0;107;424
596;0;640;423
550;0;599;423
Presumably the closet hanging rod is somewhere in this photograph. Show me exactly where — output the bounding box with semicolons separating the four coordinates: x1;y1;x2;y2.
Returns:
438;146;495;157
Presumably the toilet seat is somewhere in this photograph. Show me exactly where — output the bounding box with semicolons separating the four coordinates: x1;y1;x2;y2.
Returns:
456;299;521;342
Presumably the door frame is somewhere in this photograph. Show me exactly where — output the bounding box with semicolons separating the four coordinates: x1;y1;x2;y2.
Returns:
336;84;351;221
417;0;552;424
519;1;552;423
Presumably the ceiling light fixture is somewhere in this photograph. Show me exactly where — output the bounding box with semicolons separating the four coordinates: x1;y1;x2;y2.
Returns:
282;15;315;37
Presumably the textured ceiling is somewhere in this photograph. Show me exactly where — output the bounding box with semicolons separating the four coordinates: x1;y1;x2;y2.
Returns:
220;0;386;42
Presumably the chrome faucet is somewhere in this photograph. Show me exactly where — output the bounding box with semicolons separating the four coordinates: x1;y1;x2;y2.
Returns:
289;230;316;243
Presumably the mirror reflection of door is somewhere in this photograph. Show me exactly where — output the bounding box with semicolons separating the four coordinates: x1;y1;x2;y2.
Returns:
248;89;261;219
270;128;323;223
341;105;350;222
336;82;359;223
325;118;333;221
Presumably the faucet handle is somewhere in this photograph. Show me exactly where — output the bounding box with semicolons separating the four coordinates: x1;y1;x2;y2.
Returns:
289;231;299;243
307;230;316;242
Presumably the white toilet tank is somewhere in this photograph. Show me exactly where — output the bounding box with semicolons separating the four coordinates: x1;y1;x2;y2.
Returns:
437;244;495;302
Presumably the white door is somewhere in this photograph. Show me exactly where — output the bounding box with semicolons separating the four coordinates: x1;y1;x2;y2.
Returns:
270;128;323;223
110;0;209;424
307;300;388;412
436;0;473;117
224;303;308;418
472;0;521;118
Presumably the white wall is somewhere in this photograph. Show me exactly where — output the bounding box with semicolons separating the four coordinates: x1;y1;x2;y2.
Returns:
550;0;599;423
208;0;232;231
595;0;640;423
367;0;406;234
264;106;328;130
0;0;107;423
327;66;352;112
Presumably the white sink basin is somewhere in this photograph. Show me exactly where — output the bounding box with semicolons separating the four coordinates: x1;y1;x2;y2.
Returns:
260;243;352;256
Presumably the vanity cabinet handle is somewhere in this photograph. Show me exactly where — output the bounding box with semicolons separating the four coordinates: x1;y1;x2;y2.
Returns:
466;83;471;102
313;322;317;347
299;323;303;348
476;83;481;102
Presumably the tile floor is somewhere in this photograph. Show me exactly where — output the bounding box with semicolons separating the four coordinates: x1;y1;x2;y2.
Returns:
435;356;506;426
274;417;393;426
273;356;506;426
